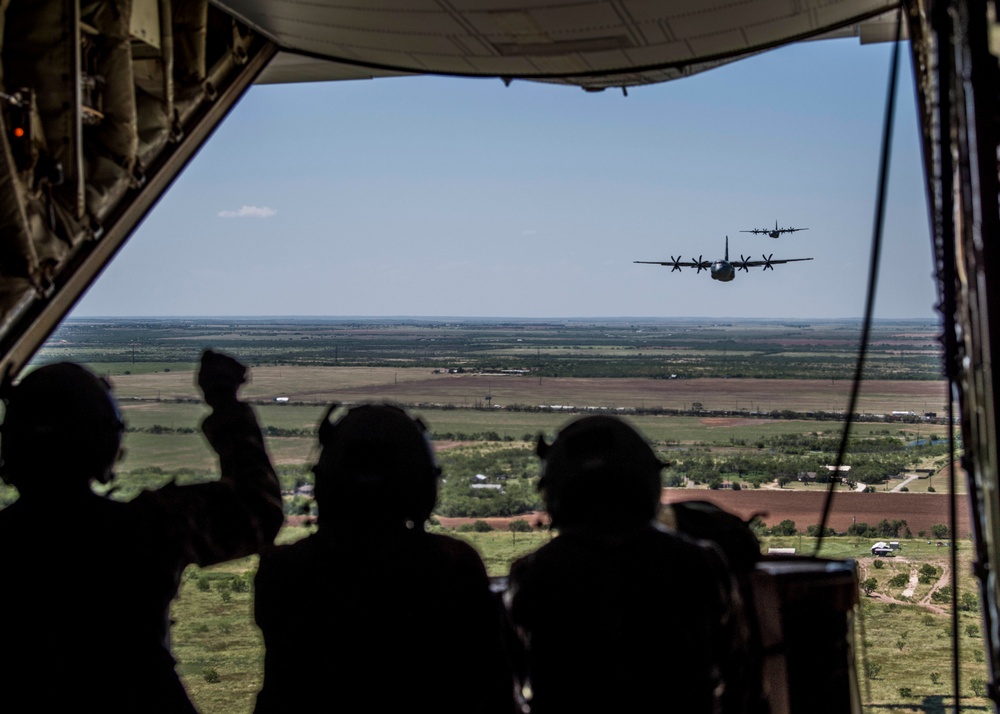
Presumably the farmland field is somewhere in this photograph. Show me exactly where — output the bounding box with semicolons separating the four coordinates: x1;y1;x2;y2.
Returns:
8;316;984;712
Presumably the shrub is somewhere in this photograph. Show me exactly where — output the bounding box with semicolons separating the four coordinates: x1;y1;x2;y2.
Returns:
806;524;835;537
873;559;884;570
960;592;979;611
864;660;882;679
931;585;952;603
930;672;940;685
861;578;878;596
197;575;211;592
966;624;980;638
888;573;909;588
931;524;949;539
898;687;912;698
663;473;685;487
970;677;987;697
203;667;221;684
770;519;797;536
509;519;532;532
927;486;936;492
472;520;493;532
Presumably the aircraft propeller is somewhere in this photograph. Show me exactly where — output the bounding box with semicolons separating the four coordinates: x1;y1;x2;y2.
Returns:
738;255;751;272
670;256;683;272
762;254;775;271
693;255;706;273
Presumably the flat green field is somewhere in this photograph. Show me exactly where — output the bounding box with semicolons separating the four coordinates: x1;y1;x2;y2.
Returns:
21;318;972;712
119;400;944;448
103;365;949;416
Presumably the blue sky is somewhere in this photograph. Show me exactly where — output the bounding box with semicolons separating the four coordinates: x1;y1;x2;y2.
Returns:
73;37;937;320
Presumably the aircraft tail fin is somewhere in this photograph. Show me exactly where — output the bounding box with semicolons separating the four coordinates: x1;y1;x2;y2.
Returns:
725;235;729;261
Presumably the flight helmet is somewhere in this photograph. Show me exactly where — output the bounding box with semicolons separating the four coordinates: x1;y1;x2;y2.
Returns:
313;403;440;527
536;415;664;532
0;363;124;491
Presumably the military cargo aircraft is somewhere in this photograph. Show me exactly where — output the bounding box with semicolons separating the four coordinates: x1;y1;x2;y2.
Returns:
0;1;998;712
634;237;812;282
740;220;810;238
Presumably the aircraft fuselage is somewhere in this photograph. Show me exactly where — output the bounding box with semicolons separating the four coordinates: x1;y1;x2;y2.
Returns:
711;261;735;282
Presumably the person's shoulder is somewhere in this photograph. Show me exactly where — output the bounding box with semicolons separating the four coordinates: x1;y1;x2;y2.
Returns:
509;535;569;583
423;531;487;567
255;537;325;591
638;523;735;587
259;536;321;568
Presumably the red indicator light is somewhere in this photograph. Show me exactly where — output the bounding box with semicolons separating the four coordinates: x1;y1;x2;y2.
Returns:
13;127;24;138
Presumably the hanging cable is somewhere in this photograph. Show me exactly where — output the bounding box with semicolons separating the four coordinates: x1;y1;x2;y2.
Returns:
814;5;903;550
948;382;961;710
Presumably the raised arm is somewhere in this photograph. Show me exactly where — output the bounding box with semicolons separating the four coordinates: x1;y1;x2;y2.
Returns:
193;350;284;563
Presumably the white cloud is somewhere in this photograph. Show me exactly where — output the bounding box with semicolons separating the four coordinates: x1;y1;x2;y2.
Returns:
217;205;276;218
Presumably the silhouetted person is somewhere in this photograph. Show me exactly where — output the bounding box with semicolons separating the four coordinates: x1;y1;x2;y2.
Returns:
253;403;513;713
506;415;744;714
0;351;282;713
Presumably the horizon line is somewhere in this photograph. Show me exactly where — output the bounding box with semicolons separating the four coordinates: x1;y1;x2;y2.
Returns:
63;314;940;322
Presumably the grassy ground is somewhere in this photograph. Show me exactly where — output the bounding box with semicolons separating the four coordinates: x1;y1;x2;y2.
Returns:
173;557;263;712
116;400;948;451
15;343;969;711
169;531;990;714
101;365;949;415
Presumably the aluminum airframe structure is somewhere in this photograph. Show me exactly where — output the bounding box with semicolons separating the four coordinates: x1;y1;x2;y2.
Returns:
635;236;813;282
741;221;810;238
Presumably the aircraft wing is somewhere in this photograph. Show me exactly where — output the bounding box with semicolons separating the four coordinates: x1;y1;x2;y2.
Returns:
740;229;765;234
634;260;709;269
740;257;814;267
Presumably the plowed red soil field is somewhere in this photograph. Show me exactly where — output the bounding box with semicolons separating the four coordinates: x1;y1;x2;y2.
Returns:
660;490;969;536
436;491;970;536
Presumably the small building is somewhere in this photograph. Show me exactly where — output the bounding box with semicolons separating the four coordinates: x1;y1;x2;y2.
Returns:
871;541;894;556
768;548;796;555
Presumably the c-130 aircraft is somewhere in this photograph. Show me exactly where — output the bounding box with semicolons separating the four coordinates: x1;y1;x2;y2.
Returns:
741;220;810;238
634;236;812;282
0;2;997;713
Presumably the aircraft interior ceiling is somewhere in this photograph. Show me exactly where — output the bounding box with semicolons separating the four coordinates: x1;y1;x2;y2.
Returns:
1;0;999;707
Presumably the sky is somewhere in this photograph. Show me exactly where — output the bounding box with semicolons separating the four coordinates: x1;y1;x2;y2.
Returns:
72;37;938;320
